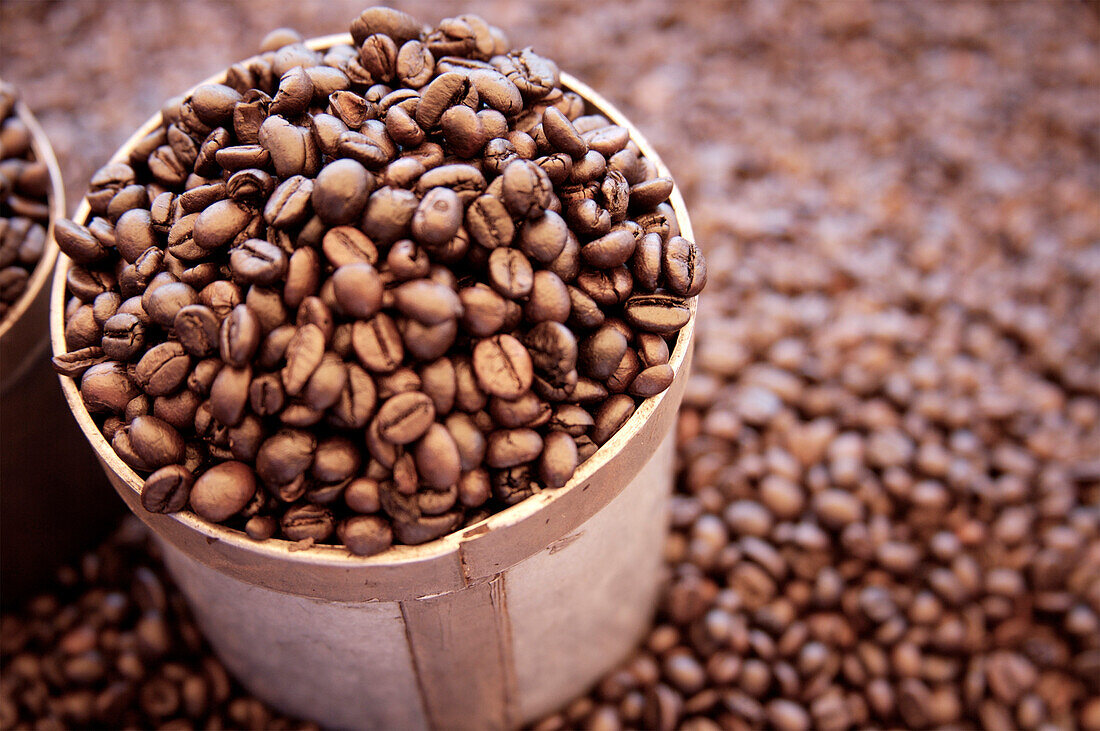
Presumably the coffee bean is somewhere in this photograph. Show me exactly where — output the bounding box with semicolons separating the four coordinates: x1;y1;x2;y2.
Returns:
350;6;424;46
581;326;629;381
281;324;325;396
141;464;194;513
352;313;404;373
542;107;588;159
255;429;315;488
582;228;637;268
258;115;321;178
473;334;533;399
361;186;419;244
100;313;146;361
486;428;543;468
52;346;110;379
135;342;191;397
393;279;462;325
192;199;253;251
375;391;435;444
416;163;486;205
55;219;108;265
502;159;553;219
264;175;313;229
190;461;256;522
629;364;674;398
338;515;394;556
411;187;463;247
624;294;691;334
218;304;260;368
416;72;478;129
466;194;515;250
487;247;534;299
458;283;507;336
592;393;635;445
312;159;372;226
662;236;707;297
329;262;383;320
413;423;462;489
229;238;287;286
520;210;569;263
128;415;185;469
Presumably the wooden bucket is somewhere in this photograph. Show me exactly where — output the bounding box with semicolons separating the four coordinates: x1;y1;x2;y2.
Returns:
49;35;698;729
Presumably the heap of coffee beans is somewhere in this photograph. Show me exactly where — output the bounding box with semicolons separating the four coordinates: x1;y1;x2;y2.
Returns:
52;8;706;554
0;82;52;322
0;517;316;730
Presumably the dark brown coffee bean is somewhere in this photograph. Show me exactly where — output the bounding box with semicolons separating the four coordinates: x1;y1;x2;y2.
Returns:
465;194;514;251
52;346;110;379
141;465;193;513
168;305;216;358
606;348;641;393
270;66;313;117
548;404;595;436
350;6;424;45
582;228;637;268
192;199;253;252
229;239;286;286
327;262;382;320
414;423;462;489
581;326;629;381
153;389;201;431
473;334;533;399
592;393;635;445
395;39;435;88
189;84;241;126
629;364;675;398
375;391;435;444
630;176;674;209
258;115;321;179
441;105;487;159
539;430;579;488
312;159;373;226
443;412;485;472
416;163;486;205
566;198;611;237
662;236;708;297
256;429;315;488
281;324;325;396
339;515;394;556
393;279;462;325
80;362;140;414
361;186;419;244
459;284;507;336
393;511;462;545
320;227;378;270
101;313;146;361
525;321;579;387
411;187;463;247
218;304;260;368
569;150;608;185
525;270;570;323
129;415;185;469
113;209;157;263
487;428;543;468
135;342;191;397
494;47;559;100
55;219;109;264
416;72;478;129
190;461;256;522
352;313;404;373
520;210;569;263
487;247;534;299
502;159;553;219
542;106;588;159
210;365;251;427
264;175;314;229
624;294;691;334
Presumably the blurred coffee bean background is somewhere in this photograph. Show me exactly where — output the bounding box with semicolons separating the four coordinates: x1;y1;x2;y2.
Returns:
2;1;1100;729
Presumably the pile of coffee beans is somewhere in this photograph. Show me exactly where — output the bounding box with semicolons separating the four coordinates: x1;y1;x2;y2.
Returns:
0;82;52;322
0;518;316;730
52;7;706;554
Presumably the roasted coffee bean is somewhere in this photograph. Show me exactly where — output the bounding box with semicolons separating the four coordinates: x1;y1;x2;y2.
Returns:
101;313;146;361
135;342;190;396
629;364;674;398
330;262;383;320
525;270;570;323
361;186;419;244
582;228;636;268
580;326;629;381
486;428;543;468
218;304;260;368
632;232;663;291
502;158;553;219
210;365;251;427
375;391;435;445
351;313;404;373
416;72;478;129
263;175;313;229
322;226;378;269
411;187;463;247
339;515;393;556
624;294;691;334
525;321;579;386
255;429;315;488
539;430;579;488
473;334;533;399
281;503;335;542
542;106;588;159
414;423;462;489
393;279;462;325
662;235;707;297
128;415;185;469
141;465;194;513
80;362;140;414
416;163;486;204
114;209;158;263
229;238;286;286
55;219;109;264
487;247;534;299
190;461;256;522
52;346;109;379
192;199;252;251
281;323;325;396
592;393;635;445
258;115;321;178
312;159;372;226
459;283;507;336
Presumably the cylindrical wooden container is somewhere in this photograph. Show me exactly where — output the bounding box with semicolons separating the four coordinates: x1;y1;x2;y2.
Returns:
50;35;697;729
0;99;122;606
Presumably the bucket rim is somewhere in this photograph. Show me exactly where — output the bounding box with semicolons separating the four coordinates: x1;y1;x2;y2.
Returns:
49;33;697;577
